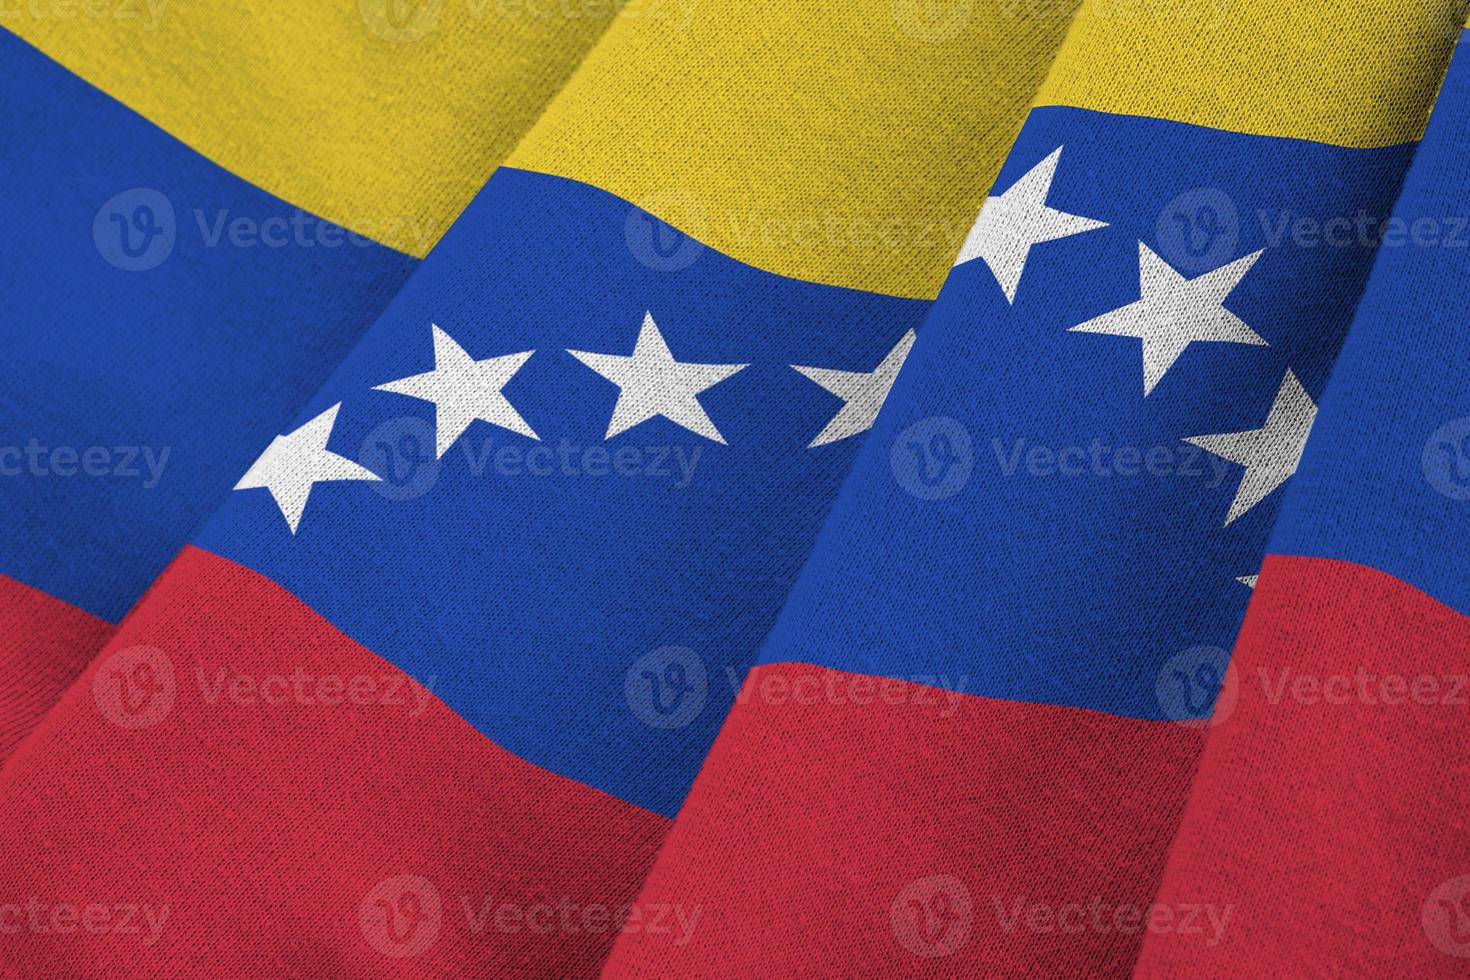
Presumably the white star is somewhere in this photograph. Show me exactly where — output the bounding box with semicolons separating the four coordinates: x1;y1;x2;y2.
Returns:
569;312;747;443
792;330;916;447
954;146;1108;303
1185;370;1317;526
234;404;378;533
1236;575;1258;589
374;323;538;457
1070;244;1267;396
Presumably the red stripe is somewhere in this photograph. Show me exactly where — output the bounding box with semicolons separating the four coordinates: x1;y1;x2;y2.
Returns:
1137;554;1470;976
0;546;668;978
0;571;114;764
602;662;1203;977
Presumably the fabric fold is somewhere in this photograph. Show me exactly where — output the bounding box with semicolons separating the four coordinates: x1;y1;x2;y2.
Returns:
600;1;1463;975
1137;23;1470;974
0;1;1083;974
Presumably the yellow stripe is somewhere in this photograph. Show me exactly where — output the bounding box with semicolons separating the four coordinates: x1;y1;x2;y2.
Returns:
1036;0;1463;148
508;1;1079;298
2;2;611;256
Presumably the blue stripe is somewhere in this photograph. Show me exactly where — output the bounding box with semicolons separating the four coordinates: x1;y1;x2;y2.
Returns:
0;28;415;621
1274;33;1470;617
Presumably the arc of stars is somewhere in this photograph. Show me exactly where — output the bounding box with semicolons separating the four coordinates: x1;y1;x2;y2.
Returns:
230;128;1314;576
